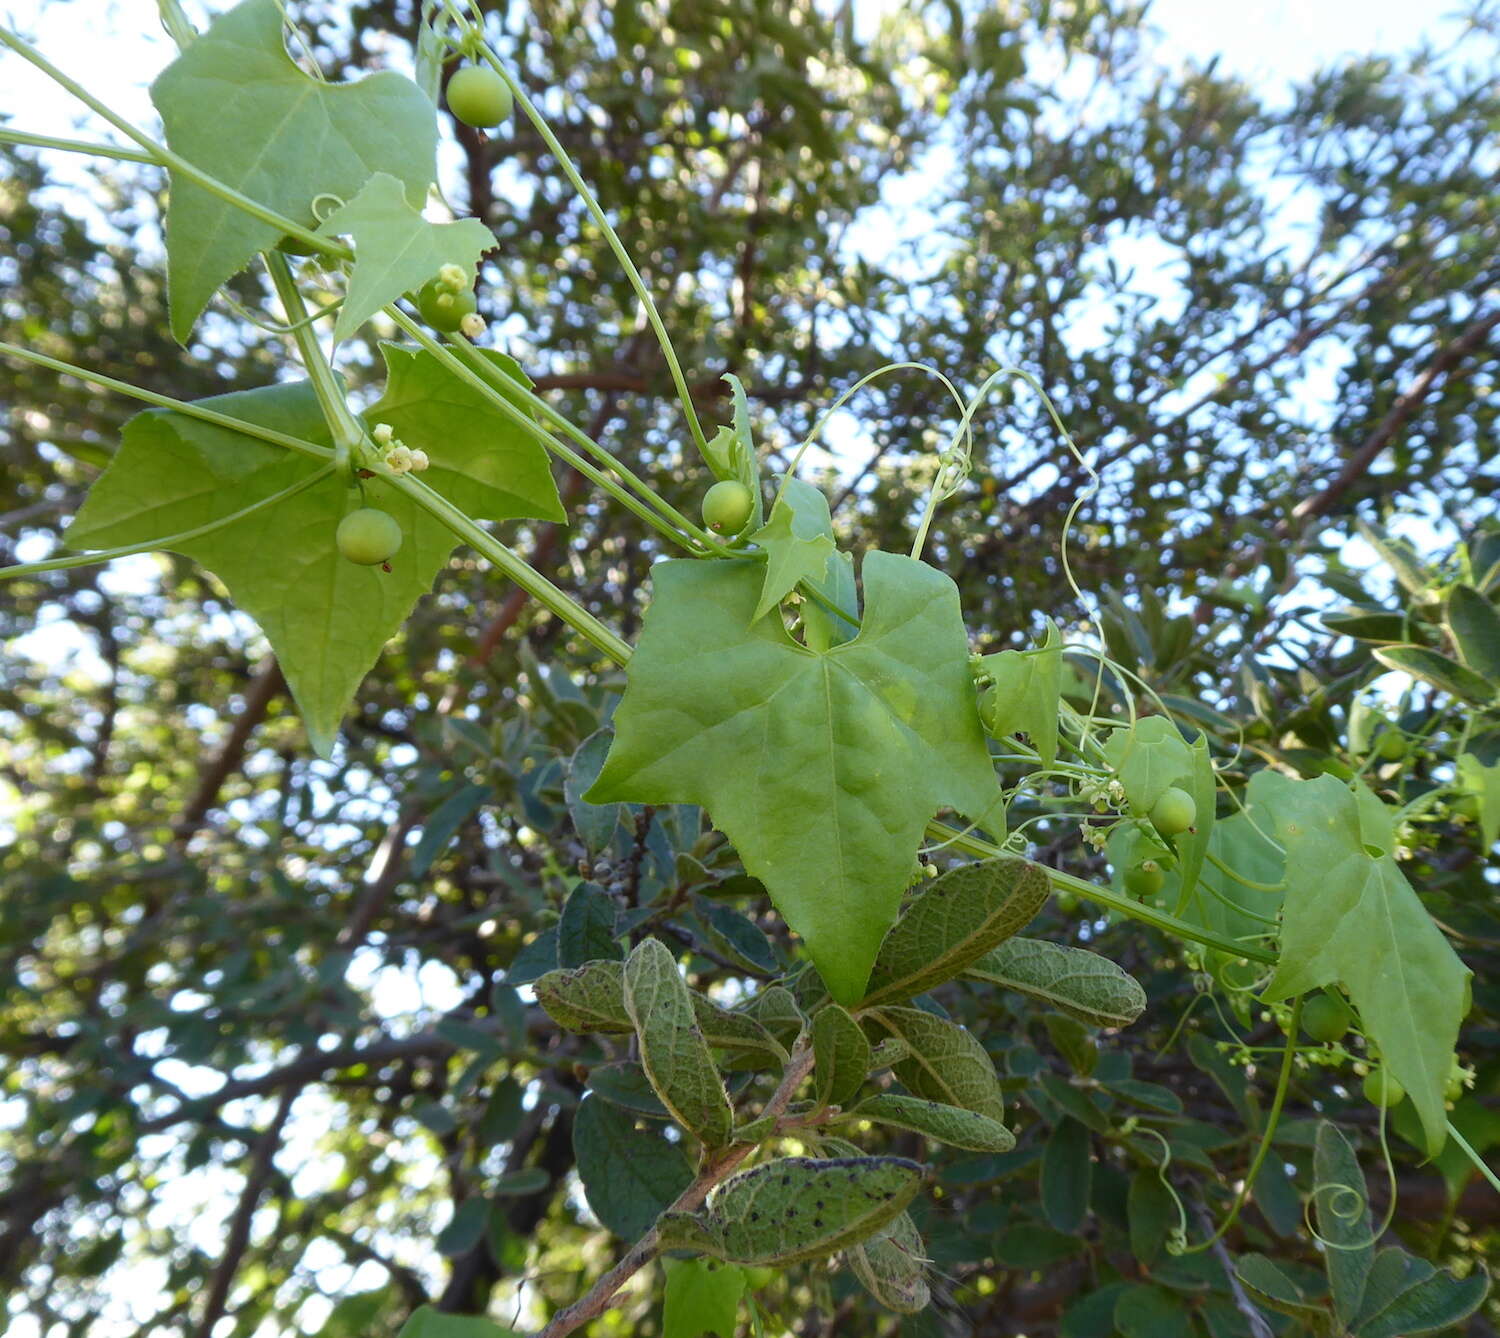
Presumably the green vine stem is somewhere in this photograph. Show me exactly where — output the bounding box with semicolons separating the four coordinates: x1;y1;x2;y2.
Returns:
390;473;631;666
0;127;157;163
0;341;333;463
264;252;366;468
929;819;1278;964
384;308;719;553
441;0;712;460
0;466;336;581
0;25;346;260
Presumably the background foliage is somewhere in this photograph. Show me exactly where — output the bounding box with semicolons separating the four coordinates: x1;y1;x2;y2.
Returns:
2;1;1498;1335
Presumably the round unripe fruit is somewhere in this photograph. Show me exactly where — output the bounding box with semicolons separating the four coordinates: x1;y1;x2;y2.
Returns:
1301;992;1352;1044
1150;786;1197;836
1375;730;1408;762
743;1266;777;1289
446;64;513;128
1362;1068;1405;1109
702;479;755;535
417;278;478;333
336;508;403;565
1124;862;1164;898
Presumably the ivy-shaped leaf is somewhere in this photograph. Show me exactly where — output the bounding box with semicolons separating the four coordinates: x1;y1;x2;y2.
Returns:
859;857;1049;1008
1255;773;1472;1153
624;939;734;1147
316;173;493;340
747;477;837;622
662;1258;746;1338
802;549;859;652
1103;716;1193;815
587;552;1000;1003
1171;812;1283;993
812;1005;871;1111
974;618;1063;765
655;1156;924;1266
65;361;555;756
151;0;436;340
964;937;1146;1028
867;1007;1005;1122
848;1212;930;1314
850;1093;1015;1153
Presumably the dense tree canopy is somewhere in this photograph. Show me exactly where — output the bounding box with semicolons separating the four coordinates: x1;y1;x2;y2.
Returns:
1;3;1497;1338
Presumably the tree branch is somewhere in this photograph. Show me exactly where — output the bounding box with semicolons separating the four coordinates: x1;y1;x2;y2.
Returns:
174;656;284;841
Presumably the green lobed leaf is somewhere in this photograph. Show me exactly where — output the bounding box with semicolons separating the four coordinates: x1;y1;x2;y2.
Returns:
1171;812;1283;990
1256;773;1472;1153
572;1095;693;1239
662;1258;746;1338
533;959;633;1034
868;1006;1005;1122
623;938;734;1147
974;618;1063;765
586;552;999;1003
1444;583;1500;682
557;883;621;968
151;0;436;340
848;1211;930;1314
802;548;859;652
1313;1122;1372;1326
860;857;1049;1008
812;1005;871;1111
655;1156;924;1266
748;477;838;622
1103;716;1194;815
315;173;492;340
850;1093;1015;1153
1372;644;1495;706
964;937;1146;1028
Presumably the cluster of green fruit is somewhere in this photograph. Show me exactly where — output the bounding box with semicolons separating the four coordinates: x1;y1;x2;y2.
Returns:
1121;785;1195;897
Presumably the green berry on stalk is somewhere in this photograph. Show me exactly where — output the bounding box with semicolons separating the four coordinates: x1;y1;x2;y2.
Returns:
702;479;755;535
1301;992;1352;1044
1375;730;1408;761
336;507;403;566
446;63;513;128
1362;1067;1405;1109
417;278;478;333
1150;786;1197;836
1124;861;1164;898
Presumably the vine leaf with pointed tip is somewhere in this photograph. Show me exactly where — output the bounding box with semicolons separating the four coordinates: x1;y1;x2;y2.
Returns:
315;173;493;340
655;1156;924;1266
748;477;837;622
812;1005;871;1111
975;618;1062;765
867;1007;1005;1122
1103;716;1193;814
65;359;556;757
623;938;734;1147
849;1212;930;1314
586;552;1000;1003
851;1093;1015;1153
151;0;436;341
1255;773;1472;1153
859;857;1049;1008
964;936;1146;1028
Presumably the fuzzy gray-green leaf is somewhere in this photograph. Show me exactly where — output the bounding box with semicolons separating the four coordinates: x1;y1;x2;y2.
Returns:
813;1005;871;1111
623;938;734;1147
860;858;1049;1007
870;1007;1005;1122
851;1093;1015;1153
658;1156;924;1267
848;1211;930;1314
534;959;632;1034
965;937;1146;1028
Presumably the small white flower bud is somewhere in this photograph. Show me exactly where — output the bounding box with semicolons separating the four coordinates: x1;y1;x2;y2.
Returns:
460;312;486;339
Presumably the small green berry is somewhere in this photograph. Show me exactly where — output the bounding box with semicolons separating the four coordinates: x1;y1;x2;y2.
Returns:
336;507;403;565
